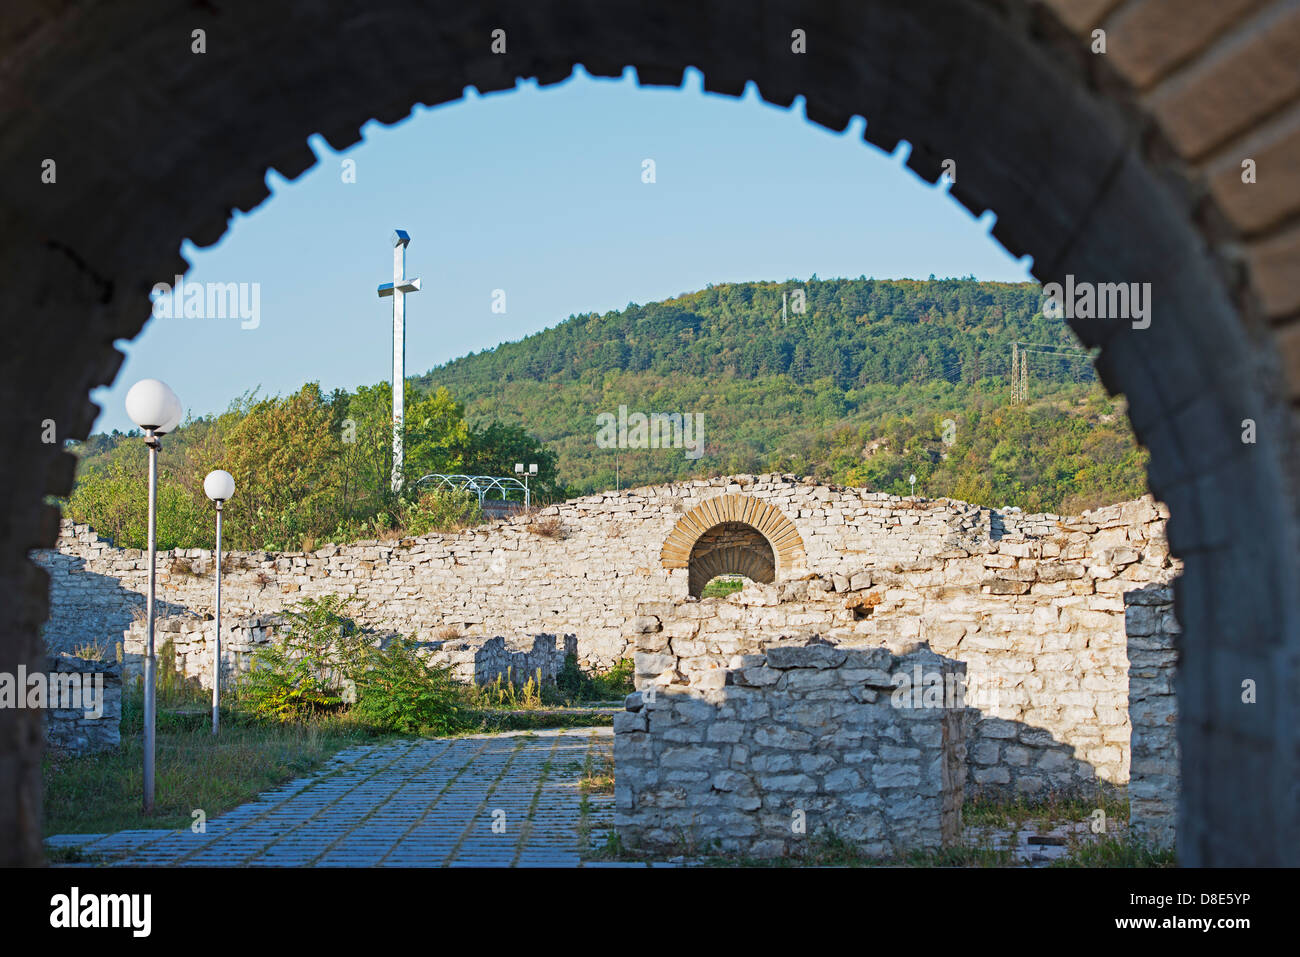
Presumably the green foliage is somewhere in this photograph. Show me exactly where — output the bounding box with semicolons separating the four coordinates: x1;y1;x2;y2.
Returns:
67;381;553;551
467;668;547;710
67;277;1149;546
702;576;745;598
556;655;636;703
239;595;472;734
400;489;485;536
415;277;1147;510
350;636;466;734
66;455;208;551
238;596;366;723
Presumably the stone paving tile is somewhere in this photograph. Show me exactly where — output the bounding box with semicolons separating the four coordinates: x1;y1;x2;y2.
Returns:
51;727;613;868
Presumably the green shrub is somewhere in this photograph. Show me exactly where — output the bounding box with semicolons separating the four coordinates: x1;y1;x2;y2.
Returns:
238;595;367;723
239;594;471;734
591;658;636;699
556;655;635;703
351;636;467;734
401;489;484;536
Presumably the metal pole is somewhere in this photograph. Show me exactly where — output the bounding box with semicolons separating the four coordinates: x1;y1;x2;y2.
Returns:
524;474;530;509
212;501;222;735
143;430;158;812
391;242;405;495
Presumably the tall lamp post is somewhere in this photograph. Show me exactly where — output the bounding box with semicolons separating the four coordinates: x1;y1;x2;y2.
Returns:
125;378;182;813
203;470;235;734
514;462;537;507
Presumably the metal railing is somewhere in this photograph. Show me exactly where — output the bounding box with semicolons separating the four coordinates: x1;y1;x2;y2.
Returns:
413;473;531;508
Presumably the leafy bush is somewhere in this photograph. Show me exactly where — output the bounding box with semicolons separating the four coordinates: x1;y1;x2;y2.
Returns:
401;489;484;536
66;458;208;551
591;658;636;699
351;636;466;734
556;655;635;703
238;596;367;723
239;594;470;734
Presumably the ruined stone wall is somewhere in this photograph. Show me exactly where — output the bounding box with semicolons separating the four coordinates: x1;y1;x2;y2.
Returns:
36;476;1181;836
621;491;1179;803
42;655;121;755
615;640;968;858
1126;584;1180;847
119;613;577;692
34;475;1043;670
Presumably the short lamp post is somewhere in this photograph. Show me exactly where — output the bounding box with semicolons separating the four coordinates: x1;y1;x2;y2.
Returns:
515;462;537;508
125;378;183;813
203;470;236;735
909;473;917;498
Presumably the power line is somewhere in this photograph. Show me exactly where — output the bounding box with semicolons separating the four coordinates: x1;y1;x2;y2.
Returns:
1009;341;1095;404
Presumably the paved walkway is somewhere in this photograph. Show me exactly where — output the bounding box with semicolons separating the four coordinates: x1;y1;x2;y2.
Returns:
47;728;621;867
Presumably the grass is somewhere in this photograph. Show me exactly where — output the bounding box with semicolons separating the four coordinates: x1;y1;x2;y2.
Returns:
43;684;382;837
962;788;1129;830
1050;835;1176;867
687;830;1018;868
576;746;617;859
44;660;613;839
701;576;745;598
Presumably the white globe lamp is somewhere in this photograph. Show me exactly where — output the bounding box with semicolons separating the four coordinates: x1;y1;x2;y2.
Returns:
125;378;180;431
204;470;236;503
124;376;181;812
203;469;235;734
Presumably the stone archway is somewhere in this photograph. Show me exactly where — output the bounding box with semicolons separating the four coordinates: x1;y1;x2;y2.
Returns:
661;494;807;594
2;1;1298;866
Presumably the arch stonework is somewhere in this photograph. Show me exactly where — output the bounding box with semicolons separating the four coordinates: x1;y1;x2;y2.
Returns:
1;0;1298;865
661;494;805;594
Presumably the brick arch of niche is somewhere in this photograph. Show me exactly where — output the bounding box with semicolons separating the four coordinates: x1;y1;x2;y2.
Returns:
661;494;807;593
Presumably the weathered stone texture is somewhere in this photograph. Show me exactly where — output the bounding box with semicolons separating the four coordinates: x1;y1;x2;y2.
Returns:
616;640;970;858
119;612;576;692
42;654;121;755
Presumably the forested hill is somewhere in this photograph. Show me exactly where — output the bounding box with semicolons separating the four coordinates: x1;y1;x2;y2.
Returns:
424;278;1090;390
414;277;1148;513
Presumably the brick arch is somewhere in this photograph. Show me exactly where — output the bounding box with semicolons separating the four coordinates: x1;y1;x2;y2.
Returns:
2;0;1298;866
661;495;806;583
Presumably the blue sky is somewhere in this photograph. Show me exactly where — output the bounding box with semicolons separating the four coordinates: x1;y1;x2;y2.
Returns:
92;66;1033;434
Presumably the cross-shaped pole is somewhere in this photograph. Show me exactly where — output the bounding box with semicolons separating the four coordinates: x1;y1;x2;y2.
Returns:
377;229;421;494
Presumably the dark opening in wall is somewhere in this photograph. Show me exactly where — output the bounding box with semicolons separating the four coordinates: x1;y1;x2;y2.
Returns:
688;522;775;597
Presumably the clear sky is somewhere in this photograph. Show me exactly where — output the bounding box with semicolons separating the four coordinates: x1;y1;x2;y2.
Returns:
91;66;1033;435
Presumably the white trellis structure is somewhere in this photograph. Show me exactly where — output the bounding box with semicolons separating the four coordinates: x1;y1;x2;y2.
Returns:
414;473;532;508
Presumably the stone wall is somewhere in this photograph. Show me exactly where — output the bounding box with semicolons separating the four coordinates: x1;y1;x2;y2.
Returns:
36;475;1174;677
619;493;1178;801
1126;584;1180;847
615;639;969;858
36;476;1183;841
43;655;121;754
618;543;1181;854
120;612;577;691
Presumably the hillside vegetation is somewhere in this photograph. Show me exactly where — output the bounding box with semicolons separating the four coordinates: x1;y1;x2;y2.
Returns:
66;277;1148;551
418;277;1146;511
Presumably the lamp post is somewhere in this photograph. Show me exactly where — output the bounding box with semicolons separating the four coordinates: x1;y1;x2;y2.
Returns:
514;462;537;507
203;470;235;734
125;378;182;813
909;473;917;498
